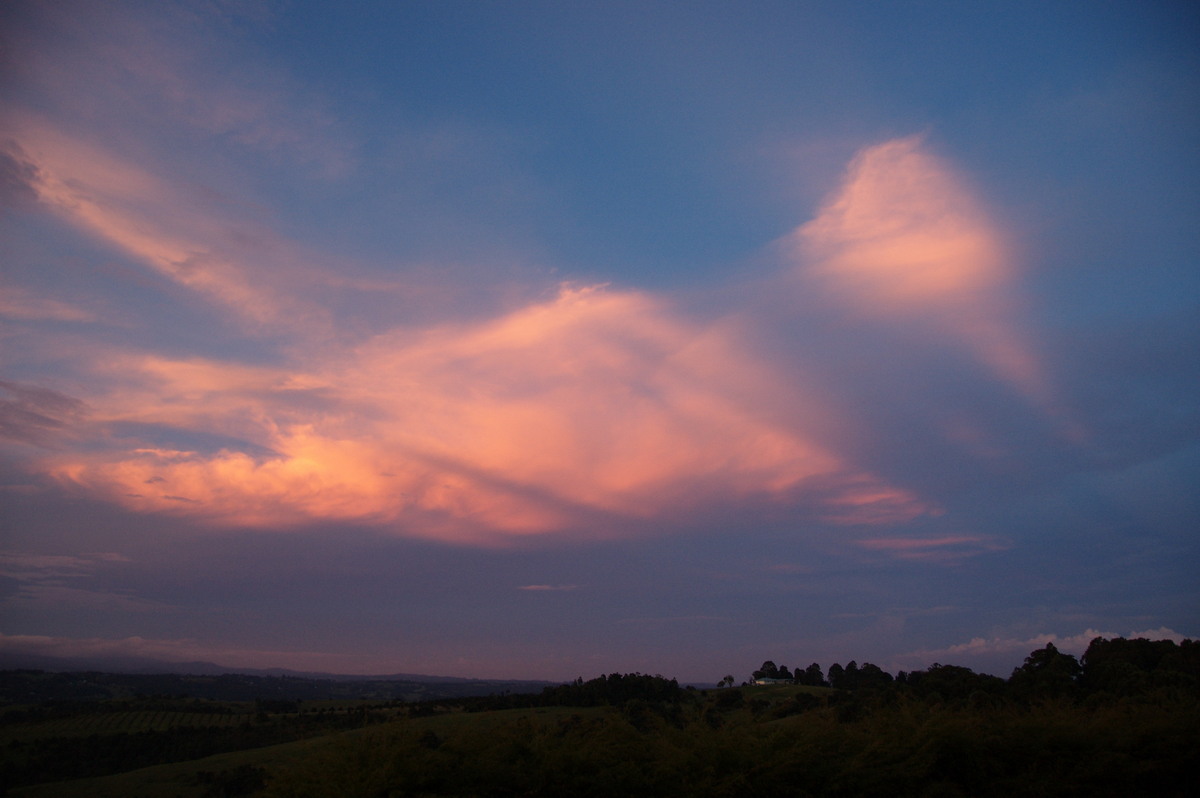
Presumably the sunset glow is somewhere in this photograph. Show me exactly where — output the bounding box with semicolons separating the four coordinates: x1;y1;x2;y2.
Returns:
39;282;930;541
2;0;1195;682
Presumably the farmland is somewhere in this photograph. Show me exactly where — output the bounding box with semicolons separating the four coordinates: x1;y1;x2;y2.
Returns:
3;703;247;743
3;637;1198;797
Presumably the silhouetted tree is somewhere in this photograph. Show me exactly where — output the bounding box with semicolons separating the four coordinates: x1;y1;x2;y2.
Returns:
1010;642;1081;697
752;661;780;681
857;662;894;689
904;663;1005;702
1080;636;1199;694
799;662;825;686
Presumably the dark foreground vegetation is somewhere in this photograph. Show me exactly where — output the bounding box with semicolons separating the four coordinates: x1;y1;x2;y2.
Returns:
4;636;1197;797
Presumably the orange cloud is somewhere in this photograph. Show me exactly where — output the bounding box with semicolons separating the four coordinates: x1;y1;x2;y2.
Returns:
45;285;932;542
791;135;1049;407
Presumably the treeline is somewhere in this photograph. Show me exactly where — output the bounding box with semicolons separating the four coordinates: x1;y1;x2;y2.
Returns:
408;672;685;716
262;639;1199;798
745;635;1200;699
538;672;683;707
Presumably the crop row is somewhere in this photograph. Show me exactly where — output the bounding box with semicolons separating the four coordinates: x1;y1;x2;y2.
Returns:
2;710;249;742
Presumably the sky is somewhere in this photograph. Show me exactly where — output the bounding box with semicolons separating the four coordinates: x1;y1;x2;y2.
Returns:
1;0;1197;683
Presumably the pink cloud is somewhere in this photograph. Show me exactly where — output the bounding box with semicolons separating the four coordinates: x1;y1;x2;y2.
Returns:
790;136;1052;411
1;117;330;332
11;131;1067;546
43;284;932;543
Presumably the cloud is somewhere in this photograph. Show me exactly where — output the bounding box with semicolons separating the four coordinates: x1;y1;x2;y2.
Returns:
0;286;96;323
0;381;87;446
0;551;159;614
616;615;729;626
854;534;1008;562
0;147;43;209
517;584;579;591
0;119;328;331
789;135;1054;414
5;131;1068;547
41;284;931;542
6;0;350;176
2;583;168;614
0;551;131;581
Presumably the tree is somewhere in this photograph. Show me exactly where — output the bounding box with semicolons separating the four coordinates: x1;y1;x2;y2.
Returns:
1010;642;1081;697
1080;636;1198;694
904;663;1005;701
857;662;894;689
752;661;780;681
801;663;825;687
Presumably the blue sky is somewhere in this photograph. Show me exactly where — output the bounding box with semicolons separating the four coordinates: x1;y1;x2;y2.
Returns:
1;0;1197;682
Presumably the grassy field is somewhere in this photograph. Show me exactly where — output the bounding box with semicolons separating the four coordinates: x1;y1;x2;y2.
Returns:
6;705;608;798
0;694;410;794
8;733;332;798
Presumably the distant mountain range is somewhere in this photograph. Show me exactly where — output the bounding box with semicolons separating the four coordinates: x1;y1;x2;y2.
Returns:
0;650;531;684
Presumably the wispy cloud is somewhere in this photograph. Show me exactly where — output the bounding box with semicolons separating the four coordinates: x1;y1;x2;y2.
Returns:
0;286;96;323
855;534;1008;562
616;616;729;626
0;381;87;447
0;119;329;332
7;0;350;176
0;551;161;614
517;584;579;592
0;551;131;580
